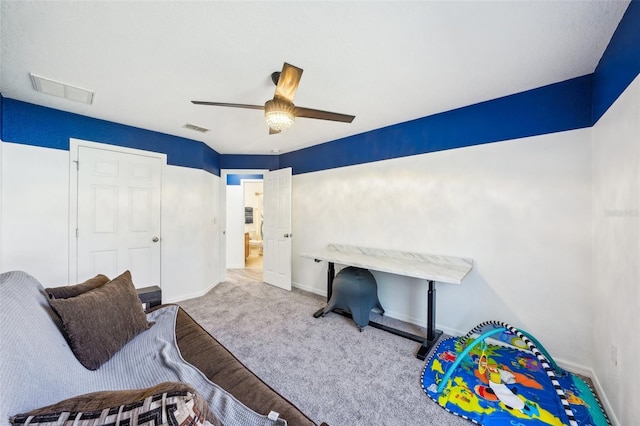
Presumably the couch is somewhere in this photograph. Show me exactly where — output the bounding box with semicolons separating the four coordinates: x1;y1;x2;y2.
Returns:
0;270;324;426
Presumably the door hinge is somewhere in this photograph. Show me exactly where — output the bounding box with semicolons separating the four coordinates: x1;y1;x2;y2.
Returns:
73;160;79;170
76;228;79;238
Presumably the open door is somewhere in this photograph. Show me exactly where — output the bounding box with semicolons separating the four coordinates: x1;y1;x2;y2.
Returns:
262;167;292;290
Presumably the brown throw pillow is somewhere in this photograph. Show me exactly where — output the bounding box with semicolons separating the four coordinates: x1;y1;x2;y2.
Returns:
48;270;153;370
10;381;221;426
45;274;110;299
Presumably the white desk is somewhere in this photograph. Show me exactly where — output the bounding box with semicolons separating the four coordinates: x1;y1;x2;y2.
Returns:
301;244;473;359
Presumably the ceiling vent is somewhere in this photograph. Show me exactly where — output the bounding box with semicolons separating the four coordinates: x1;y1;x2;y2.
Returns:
183;123;209;133
30;73;94;104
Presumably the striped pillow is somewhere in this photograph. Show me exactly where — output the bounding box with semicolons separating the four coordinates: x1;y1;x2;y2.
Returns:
10;382;220;426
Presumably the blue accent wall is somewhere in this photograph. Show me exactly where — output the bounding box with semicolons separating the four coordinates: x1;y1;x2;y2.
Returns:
226;174;264;185
219;154;279;171
280;75;593;174
592;0;640;123
0;98;221;175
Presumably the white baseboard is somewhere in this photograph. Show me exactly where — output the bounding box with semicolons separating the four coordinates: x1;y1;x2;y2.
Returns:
545;363;618;426
374;307;461;338
292;280;326;297
553;357;592;378
163;280;219;304
588;370;619;426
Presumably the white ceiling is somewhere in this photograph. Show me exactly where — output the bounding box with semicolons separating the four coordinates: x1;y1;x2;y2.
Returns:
0;1;630;155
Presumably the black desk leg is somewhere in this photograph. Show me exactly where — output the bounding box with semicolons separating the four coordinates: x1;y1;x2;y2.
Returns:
427;280;436;341
326;262;335;301
416;280;443;360
314;262;335;318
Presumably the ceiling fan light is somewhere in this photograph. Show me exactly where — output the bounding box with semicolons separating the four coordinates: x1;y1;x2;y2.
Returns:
264;100;295;131
265;111;294;131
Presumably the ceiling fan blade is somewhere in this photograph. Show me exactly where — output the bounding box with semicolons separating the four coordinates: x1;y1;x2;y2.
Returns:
191;101;264;110
295;106;355;123
269;127;281;135
274;63;303;103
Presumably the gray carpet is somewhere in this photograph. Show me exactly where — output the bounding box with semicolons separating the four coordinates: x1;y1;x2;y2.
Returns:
178;270;469;426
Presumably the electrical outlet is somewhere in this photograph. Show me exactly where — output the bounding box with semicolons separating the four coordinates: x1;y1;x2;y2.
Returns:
610;344;618;367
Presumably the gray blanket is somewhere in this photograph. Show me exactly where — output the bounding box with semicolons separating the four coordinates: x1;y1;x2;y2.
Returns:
0;271;281;425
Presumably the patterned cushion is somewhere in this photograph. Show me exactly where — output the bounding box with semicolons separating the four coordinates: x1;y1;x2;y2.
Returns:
10;382;221;426
48;270;153;370
45;274;110;299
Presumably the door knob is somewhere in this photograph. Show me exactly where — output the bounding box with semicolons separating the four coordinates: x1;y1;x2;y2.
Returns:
152;237;159;243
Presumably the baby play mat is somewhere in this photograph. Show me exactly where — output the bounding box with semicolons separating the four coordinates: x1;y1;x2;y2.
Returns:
421;321;610;426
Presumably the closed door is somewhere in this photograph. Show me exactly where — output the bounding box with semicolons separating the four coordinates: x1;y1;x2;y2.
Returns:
76;146;162;287
262;167;292;291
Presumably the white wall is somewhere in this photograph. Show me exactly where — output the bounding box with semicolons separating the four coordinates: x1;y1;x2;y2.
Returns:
1;142;70;284
591;75;640;426
0;141;221;302
206;171;223;293
161;164;222;302
292;128;593;370
0;140;3;272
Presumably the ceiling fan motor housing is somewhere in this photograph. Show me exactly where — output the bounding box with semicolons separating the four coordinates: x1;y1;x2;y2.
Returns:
271;71;281;86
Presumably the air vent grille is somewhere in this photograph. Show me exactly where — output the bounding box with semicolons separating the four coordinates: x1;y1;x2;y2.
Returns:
30;73;94;104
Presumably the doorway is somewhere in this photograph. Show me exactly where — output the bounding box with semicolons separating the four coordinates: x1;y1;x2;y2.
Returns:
222;168;292;290
223;172;264;271
243;179;264;270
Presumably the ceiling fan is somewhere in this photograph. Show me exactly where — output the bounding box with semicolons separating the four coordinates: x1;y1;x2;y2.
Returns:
191;63;355;135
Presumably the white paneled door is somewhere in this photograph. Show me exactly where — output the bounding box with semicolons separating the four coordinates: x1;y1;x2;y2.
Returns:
262;167;292;291
76;146;162;287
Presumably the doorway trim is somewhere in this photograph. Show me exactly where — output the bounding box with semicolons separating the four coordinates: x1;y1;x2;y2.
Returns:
68;139;167;284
